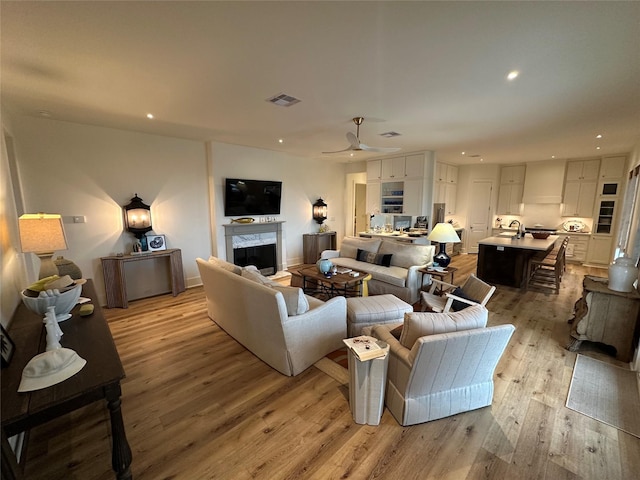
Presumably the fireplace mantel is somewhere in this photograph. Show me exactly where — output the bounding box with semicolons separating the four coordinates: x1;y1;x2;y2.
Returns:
223;221;285;272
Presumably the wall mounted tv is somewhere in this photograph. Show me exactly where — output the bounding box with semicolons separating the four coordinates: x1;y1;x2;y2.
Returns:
224;178;282;217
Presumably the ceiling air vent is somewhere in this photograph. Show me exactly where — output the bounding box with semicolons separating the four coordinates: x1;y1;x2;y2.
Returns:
380;131;401;138
266;93;301;107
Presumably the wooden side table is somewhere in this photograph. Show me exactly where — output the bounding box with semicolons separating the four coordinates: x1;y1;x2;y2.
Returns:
567;275;640;361
303;232;337;264
419;266;458;291
101;248;185;308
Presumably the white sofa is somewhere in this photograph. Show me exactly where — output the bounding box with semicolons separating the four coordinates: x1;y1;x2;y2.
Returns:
370;305;515;426
321;236;435;304
196;256;347;376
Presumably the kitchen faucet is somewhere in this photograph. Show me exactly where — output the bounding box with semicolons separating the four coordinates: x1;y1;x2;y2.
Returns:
508;220;521;228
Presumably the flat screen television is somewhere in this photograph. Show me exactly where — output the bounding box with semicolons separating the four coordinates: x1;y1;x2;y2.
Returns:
224;178;282;217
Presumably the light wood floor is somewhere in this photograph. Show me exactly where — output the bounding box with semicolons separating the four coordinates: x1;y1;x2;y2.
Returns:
22;255;640;480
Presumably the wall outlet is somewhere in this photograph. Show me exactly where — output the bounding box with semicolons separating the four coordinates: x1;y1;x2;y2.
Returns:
73;216;86;223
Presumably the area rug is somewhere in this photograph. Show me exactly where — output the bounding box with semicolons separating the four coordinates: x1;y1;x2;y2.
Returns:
566;354;640;438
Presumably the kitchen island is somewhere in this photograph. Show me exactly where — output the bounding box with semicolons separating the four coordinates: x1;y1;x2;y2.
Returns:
477;235;558;288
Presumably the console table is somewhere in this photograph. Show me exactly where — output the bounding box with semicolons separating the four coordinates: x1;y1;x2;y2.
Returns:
567;275;640;362
303;231;336;264
101;248;185;308
1;280;132;479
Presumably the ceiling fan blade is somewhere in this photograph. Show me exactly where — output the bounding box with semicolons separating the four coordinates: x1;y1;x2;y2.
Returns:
321;145;353;154
359;143;402;153
346;132;360;149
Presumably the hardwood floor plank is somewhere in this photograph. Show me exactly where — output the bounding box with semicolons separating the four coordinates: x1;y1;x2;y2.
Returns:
20;254;639;480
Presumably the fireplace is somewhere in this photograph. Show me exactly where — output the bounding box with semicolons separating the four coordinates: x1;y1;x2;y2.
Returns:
223;221;285;274
234;244;277;275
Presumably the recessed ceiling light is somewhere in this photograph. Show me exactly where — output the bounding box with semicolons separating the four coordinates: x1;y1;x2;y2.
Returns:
278;139;283;144
551;155;555;159
596;134;602;139
596;146;601;150
146;113;154;119
507;70;520;81
350;153;355;157
461;151;466;155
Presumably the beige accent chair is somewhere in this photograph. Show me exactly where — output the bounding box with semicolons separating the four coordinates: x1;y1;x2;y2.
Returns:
371;305;515;426
421;274;496;313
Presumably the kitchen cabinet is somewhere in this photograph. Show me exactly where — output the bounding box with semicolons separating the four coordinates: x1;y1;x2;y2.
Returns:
367;160;382;182
497;183;523;215
586;235;614;265
555;233;589;263
593;198;617;234
403;178;423;215
366;181;381;214
382;157;406;179
435;162;458;184
599;156;626;180
404;154;425;178
566;159;600;182
561;181;597;217
500;165;526;184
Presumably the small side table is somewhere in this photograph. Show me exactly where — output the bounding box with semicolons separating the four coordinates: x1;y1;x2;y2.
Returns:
419;266;458;291
347;341;390;425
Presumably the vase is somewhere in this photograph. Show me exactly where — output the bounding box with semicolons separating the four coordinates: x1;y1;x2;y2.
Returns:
317;258;333;274
54;256;83;279
608;254;639;293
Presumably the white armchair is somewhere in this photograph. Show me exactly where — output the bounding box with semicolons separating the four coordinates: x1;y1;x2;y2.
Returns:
371;306;514;426
421;274;496;313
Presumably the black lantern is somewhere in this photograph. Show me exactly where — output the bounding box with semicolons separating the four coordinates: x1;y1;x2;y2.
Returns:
124;194;152;249
312;198;328;224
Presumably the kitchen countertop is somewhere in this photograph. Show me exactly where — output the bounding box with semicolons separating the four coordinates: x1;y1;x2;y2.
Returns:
479;235;558;251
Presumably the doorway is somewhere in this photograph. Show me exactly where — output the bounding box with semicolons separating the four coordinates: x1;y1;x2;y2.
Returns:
467;180;493;254
354;183;367;235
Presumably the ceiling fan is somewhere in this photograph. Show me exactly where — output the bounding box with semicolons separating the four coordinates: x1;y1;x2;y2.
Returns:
322;117;401;154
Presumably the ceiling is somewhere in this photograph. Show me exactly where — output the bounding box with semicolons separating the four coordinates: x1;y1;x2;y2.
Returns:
2;1;639;165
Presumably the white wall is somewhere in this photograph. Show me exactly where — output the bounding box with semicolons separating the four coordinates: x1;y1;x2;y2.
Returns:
209;142;346;267
8;115;211;305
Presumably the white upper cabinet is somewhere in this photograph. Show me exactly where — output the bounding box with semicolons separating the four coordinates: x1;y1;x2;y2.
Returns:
381;157;406;179
599;156;626;179
367;159;382;181
404;154;425;178
445;165;458;184
500;165;526;184
566;159;600;182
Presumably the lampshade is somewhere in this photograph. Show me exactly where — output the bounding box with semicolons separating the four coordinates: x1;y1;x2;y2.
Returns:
427;222;460;268
19;213;68;279
312;198;328;224
427;223;461;243
124;194;152;238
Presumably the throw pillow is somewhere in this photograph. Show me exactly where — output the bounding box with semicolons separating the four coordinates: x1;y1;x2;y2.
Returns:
450;287;473;311
241;267;271;285
271;285;309;316
339;237;382;259
356;249;392;267
399;305;488;348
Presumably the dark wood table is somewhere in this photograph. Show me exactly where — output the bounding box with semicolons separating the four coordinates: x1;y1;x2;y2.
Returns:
1;280;132;479
298;266;372;299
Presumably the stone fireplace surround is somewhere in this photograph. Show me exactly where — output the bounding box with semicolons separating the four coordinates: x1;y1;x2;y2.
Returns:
223;221;285;273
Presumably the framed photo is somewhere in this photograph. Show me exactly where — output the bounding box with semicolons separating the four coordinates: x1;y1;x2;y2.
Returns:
147;234;167;252
1;324;16;368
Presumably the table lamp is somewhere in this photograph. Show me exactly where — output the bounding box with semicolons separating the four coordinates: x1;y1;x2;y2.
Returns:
427;222;461;268
19;213;68;279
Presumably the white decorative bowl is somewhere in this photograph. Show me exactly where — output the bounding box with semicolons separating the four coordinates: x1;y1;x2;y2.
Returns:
21;284;83;322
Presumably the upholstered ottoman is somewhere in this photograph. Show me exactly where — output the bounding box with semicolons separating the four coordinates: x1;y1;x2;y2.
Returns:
346;294;413;337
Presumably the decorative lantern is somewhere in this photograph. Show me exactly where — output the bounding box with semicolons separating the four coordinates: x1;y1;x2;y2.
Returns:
124;194;152;250
312;198;328;224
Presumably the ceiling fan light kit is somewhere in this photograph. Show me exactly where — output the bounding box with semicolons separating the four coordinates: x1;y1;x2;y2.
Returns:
322;117;401;154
